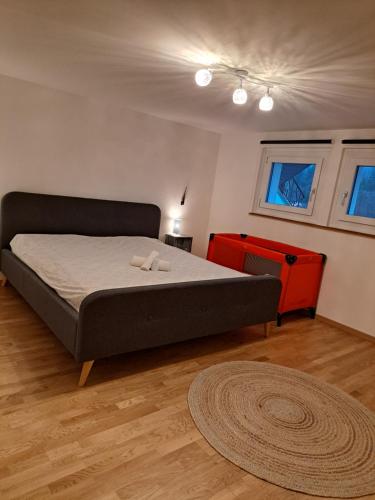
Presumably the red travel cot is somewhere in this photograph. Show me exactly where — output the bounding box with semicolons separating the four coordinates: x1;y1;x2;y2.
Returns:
207;233;326;326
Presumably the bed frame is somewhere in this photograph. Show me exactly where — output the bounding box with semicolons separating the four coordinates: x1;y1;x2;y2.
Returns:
0;192;281;386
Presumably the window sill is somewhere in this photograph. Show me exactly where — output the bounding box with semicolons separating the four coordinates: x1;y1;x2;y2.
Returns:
251;205;324;227
249;211;375;238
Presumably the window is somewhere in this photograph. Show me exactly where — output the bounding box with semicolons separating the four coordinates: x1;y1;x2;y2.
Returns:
329;149;375;235
346;166;375;218
266;162;316;209
251;143;375;236
252;147;330;223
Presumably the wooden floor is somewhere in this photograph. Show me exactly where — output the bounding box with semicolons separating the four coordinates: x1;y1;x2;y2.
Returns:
0;285;374;500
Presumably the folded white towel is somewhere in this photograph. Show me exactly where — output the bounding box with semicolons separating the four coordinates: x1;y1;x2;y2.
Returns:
140;251;159;271
155;259;171;272
130;254;171;272
130;255;145;267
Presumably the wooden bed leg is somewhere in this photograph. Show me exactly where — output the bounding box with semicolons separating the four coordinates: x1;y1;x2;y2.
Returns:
0;275;8;287
263;322;271;338
78;360;95;387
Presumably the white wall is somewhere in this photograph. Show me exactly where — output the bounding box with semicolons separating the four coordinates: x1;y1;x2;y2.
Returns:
0;74;220;257
209;130;375;337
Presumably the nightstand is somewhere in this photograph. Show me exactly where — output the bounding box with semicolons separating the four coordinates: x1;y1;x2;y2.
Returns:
165;234;193;252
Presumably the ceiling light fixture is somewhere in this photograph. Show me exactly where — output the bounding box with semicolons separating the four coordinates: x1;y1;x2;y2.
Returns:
194;64;276;112
259;88;274;111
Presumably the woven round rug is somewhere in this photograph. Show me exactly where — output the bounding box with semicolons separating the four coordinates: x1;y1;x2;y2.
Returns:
188;361;375;498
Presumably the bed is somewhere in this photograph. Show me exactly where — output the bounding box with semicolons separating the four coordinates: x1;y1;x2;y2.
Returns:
0;192;281;386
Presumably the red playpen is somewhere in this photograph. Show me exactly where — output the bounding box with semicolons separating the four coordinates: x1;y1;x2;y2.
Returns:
207;233;326;325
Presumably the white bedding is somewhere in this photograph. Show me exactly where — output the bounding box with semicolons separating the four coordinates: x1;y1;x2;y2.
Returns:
10;234;246;311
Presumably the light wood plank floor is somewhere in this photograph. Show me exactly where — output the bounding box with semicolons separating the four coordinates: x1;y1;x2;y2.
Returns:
0;285;374;500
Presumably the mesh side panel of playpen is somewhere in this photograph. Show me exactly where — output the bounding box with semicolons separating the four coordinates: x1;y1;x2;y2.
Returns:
244;253;282;277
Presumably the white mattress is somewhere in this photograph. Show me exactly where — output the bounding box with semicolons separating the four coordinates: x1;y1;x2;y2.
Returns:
10;234;246;311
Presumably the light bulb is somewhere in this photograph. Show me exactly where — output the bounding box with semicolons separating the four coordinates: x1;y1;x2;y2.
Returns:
259;93;274;111
195;68;212;87
232;87;248;105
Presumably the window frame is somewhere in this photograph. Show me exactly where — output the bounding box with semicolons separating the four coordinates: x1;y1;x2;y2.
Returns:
252;146;330;224
329;148;375;235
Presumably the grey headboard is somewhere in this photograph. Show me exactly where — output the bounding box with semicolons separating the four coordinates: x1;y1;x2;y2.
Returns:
0;192;161;253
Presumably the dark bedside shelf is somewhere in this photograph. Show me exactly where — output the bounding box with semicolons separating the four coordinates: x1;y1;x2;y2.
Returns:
165;233;193;252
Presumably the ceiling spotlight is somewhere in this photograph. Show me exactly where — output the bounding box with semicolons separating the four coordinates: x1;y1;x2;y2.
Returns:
259;88;274;111
232;80;247;105
195;68;212;87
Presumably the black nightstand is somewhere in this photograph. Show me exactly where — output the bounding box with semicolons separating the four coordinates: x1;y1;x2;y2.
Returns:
165;234;193;252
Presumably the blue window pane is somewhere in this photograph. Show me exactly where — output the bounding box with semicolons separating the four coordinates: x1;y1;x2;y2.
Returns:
266;162;316;208
347;166;375;218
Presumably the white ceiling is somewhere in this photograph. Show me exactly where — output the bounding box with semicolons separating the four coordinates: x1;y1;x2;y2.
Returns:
1;0;375;133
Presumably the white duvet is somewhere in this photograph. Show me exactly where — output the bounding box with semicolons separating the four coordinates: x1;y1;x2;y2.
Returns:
10;234;246;311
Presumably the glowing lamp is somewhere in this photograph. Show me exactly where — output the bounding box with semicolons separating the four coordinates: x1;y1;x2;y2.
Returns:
232;87;248;105
259;90;274;111
195;68;212;87
173;218;182;234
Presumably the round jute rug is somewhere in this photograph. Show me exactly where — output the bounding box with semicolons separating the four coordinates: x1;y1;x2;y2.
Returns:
188;361;375;498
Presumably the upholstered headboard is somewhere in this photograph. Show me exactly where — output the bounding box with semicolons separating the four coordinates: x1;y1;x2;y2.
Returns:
0;192;161;253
